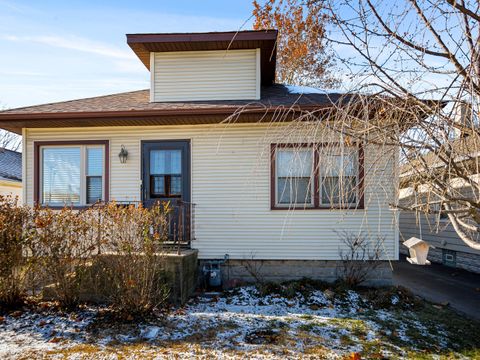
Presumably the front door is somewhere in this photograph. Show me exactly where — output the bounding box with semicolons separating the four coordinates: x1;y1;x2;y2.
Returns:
142;140;191;241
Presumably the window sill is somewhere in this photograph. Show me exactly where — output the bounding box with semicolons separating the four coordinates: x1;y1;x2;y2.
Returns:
271;205;365;211
38;204;102;210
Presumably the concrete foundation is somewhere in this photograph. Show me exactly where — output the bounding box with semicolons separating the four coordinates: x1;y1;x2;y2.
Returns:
199;259;393;288
163;249;198;304
42;249;198;305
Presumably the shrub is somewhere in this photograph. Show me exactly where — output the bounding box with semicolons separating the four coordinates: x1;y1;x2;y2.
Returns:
337;231;383;287
95;202;171;316
0;195;32;309
29;206;98;308
0;198;174;314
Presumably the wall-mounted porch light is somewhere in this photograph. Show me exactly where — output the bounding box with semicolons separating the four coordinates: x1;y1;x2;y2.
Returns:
118;145;128;164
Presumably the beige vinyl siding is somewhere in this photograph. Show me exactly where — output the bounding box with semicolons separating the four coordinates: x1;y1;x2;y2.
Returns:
24;124;398;261
151;49;260;102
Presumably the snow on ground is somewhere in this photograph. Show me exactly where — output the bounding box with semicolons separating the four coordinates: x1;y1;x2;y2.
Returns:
0;285;470;359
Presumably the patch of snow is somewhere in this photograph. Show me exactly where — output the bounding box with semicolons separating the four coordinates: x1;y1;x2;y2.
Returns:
0;286;463;359
141;326;160;340
285;84;329;94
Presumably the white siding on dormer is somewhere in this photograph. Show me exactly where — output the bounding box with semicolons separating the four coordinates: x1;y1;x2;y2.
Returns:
151;49;260;102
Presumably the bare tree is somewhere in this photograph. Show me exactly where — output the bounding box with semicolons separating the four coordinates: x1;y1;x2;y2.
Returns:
323;0;480;249
0;103;21;151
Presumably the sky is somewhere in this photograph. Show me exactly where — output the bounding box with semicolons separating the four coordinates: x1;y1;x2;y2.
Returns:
0;0;256;109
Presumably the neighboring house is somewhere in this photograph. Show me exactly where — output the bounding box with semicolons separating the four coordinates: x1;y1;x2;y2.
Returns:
399;135;480;274
0;30;405;284
0;147;22;200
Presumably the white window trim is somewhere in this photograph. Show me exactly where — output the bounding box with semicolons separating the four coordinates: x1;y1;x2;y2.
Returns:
40;144;105;206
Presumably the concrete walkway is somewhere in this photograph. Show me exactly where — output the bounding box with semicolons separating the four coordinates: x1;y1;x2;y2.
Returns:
392;255;480;320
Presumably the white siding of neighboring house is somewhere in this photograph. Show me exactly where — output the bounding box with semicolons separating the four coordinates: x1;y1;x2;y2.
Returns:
151;49;260;102
399;187;480;260
24;124;398;261
399;210;480;255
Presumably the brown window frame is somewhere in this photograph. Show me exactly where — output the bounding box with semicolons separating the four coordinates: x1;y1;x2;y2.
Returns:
270;143;364;210
34;140;110;209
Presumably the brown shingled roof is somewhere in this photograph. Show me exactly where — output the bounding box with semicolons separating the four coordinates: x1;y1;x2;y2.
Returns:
0;85;345;134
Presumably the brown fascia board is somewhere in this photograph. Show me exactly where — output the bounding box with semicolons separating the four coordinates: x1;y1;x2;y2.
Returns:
0;104;327;134
0;105;322;120
126;30;278;44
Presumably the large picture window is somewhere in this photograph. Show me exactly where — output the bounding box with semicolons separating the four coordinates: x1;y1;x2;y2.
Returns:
35;141;109;207
271;144;363;209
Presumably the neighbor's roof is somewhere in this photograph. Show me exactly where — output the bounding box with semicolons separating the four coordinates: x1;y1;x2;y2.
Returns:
0;148;21;182
400;134;480;180
127;30;278;86
0;85;346;134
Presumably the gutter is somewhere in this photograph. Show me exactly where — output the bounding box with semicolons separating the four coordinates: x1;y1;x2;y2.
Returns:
0;104;327;121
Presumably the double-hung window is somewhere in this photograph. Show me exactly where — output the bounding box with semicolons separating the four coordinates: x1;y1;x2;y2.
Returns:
275;147;314;207
38;142;108;207
272;144;363;209
320;148;358;207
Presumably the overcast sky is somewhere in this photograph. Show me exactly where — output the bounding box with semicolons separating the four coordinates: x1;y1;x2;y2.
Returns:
0;0;255;109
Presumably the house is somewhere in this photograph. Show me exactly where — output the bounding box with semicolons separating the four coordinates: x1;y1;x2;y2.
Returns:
399;133;480;274
0;30;402;285
0;147;22;200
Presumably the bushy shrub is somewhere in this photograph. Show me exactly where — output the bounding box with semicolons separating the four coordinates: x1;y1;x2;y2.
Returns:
0;195;32;309
29;206;98;308
95;202;171;316
0;197;172;314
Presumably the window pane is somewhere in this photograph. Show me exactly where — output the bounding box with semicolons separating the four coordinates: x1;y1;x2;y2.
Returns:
278;177;312;204
276;148;313;205
344;152;357;176
42;147;81;205
150;150;181;175
320;148;358;206
170;175;182;195
86;176;102;204
321;176;340;204
87;147;103;176
151;175;165;196
277;149;312;177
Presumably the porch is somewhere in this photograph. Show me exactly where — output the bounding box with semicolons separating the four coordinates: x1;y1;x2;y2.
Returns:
101;200;196;250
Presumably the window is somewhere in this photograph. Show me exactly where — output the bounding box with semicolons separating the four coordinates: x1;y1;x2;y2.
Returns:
320;148;358;207
37;141;108;206
149;149;182;198
272;144;363;209
275;147;314;206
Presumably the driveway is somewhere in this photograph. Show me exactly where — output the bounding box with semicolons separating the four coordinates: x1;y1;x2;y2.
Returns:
393;255;480;320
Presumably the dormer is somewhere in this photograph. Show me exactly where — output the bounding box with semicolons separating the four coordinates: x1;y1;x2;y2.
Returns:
127;30;277;102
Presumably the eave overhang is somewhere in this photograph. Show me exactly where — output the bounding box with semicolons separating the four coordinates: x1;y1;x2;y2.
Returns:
126;30;278;86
